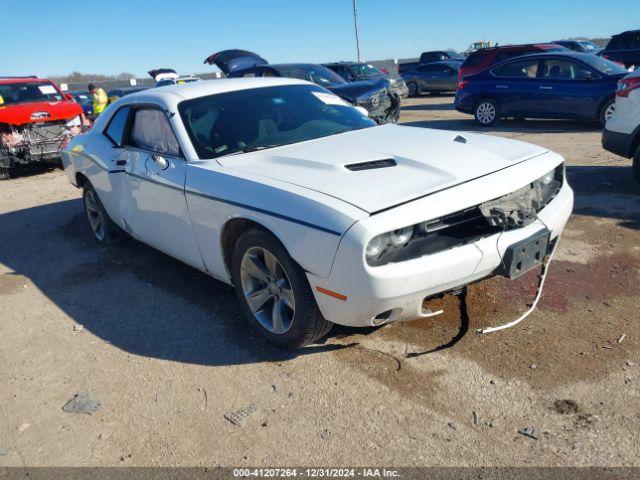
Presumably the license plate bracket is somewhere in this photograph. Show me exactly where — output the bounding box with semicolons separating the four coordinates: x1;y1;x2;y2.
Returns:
502;229;551;279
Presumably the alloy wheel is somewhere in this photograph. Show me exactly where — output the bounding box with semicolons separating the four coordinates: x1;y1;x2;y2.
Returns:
84;189;105;241
604;102;616;122
240;247;295;335
476;101;496;124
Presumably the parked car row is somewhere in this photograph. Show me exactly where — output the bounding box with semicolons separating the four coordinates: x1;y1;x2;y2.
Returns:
204;50;404;124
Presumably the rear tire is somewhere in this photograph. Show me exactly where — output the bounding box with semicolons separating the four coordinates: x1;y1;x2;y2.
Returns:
82;183;125;245
231;228;332;349
633;148;640;185
600;99;616;126
474;98;501;126
0;167;10;181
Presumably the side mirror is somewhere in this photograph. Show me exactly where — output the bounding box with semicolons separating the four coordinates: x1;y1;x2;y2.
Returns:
64;93;74;101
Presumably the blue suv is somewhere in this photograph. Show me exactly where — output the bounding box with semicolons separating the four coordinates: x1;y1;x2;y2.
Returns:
455;52;628;126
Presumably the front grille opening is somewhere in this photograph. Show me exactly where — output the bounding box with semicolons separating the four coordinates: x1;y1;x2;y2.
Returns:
367;208;502;267
345;159;397;171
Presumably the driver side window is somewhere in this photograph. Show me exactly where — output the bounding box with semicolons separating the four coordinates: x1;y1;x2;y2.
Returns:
129;108;181;156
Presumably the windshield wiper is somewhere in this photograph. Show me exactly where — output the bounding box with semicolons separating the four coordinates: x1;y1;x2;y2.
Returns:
216;144;282;158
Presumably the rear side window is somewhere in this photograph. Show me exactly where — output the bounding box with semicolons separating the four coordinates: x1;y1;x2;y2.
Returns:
129;108;181;156
462;52;486;67
104;106;131;146
494;49;537;64
538;60;593;80
420;52;440;63
492;59;541;78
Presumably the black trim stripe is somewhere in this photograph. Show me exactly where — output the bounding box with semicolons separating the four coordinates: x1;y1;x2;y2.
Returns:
123;171;342;237
187;189;342;236
126;171;184;192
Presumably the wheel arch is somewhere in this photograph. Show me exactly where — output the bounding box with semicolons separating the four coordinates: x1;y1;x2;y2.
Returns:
475;94;499;110
75;172;89;188
220;217;292;281
597;95;616;121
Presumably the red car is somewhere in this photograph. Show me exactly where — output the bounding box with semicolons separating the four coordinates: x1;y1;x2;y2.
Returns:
0;76;85;180
458;43;569;85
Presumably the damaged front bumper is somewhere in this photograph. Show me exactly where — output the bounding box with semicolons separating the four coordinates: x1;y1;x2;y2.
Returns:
357;90;401;124
1;118;84;168
307;163;573;328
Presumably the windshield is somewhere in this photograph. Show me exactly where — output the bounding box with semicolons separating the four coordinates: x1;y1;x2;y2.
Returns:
275;65;346;87
579;41;598;51
580;55;628;75
348;64;383;79
447;51;465;60
179;85;375;159
72;92;92;105
0;81;63;105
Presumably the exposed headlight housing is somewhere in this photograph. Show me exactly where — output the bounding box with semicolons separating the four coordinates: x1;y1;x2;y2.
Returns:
365;163;565;267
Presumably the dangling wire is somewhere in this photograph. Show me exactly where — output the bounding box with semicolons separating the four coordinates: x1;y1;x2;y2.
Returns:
477;233;560;334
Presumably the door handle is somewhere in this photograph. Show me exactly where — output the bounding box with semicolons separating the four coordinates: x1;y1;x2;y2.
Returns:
496;85;509;89
116;160;127;166
539;86;554;90
151;154;169;170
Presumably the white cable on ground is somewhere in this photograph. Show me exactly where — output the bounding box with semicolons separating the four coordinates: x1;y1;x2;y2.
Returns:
477;234;560;334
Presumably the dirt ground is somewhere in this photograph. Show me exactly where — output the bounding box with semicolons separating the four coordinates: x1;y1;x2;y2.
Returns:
1;95;639;468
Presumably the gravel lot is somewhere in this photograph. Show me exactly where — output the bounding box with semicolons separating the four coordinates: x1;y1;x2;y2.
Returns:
1;94;639;467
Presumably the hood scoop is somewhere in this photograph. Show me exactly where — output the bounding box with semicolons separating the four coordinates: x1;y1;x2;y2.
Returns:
345;158;397;171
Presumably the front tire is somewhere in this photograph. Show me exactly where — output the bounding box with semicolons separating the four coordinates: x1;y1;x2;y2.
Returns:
0;167;10;181
82;183;125;245
231;228;332;348
474;98;501;126
407;82;419;97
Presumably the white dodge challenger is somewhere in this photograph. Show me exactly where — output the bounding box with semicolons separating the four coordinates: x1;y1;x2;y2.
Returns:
62;78;573;348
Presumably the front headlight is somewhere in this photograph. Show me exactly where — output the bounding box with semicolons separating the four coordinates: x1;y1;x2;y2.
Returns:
389;226;413;246
366;233;389;258
366;226;415;261
534;165;563;207
539;169;555;185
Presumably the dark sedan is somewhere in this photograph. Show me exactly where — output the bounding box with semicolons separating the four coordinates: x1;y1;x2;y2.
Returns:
455;53;628;126
419;50;464;64
323;61;408;98
400;61;460;96
551;40;603;54
205;50;401;124
69;90;93;116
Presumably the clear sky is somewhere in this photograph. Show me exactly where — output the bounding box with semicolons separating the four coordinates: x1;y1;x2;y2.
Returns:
2;0;638;78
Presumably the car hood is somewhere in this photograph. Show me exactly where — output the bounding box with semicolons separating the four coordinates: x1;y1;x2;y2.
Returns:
218;124;549;214
328;79;389;102
0;101;83;126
